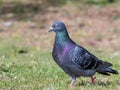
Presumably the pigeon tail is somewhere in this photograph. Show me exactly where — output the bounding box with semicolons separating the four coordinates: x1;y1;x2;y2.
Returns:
97;66;118;76
102;61;112;66
105;67;118;74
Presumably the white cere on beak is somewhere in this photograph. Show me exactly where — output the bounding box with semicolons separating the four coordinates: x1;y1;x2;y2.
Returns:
50;27;53;30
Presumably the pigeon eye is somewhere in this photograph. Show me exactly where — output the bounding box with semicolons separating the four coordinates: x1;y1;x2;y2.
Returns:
56;25;59;27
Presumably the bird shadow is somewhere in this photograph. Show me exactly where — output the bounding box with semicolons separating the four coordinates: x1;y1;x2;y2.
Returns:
76;80;120;87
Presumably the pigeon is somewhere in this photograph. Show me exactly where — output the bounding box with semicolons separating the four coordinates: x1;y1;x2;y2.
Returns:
49;21;118;88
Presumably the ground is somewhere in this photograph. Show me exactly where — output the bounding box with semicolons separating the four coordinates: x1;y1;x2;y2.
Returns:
0;1;120;90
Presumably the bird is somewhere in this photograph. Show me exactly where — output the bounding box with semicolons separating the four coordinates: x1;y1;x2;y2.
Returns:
49;21;118;88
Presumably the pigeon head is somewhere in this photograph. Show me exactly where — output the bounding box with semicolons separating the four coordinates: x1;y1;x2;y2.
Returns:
49;21;66;33
49;21;70;41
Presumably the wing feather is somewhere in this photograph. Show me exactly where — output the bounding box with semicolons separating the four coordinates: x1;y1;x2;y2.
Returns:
72;46;101;70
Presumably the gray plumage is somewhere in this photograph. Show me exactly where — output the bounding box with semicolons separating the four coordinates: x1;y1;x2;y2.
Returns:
49;21;118;87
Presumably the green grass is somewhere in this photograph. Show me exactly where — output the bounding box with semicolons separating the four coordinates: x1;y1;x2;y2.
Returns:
0;37;119;90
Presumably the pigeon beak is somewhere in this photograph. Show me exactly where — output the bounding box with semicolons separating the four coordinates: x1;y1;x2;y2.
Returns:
49;27;54;32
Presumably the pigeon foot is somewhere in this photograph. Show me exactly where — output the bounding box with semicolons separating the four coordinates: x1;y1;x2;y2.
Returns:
91;76;96;84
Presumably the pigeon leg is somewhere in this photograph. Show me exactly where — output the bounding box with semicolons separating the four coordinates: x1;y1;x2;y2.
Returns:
91;76;96;84
69;76;76;88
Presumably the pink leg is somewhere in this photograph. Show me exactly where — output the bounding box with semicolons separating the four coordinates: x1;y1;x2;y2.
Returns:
69;80;75;88
91;76;96;84
69;76;76;88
